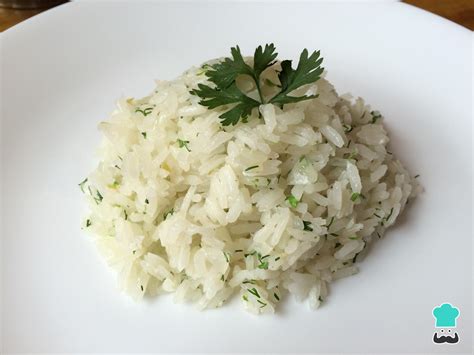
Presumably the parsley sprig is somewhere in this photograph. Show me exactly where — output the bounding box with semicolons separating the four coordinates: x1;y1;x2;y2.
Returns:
191;44;324;126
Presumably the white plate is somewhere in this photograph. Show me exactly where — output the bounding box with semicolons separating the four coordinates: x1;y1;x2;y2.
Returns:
2;1;472;353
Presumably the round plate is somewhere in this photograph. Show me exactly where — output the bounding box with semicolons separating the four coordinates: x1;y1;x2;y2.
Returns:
2;1;472;353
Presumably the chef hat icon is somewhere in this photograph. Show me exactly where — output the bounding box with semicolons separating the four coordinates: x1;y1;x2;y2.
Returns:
433;303;460;328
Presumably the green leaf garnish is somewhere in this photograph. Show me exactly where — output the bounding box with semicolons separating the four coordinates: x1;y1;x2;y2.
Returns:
351;192;361;201
371;110;382;123
269;49;323;106
248;287;261;298
88;186;103;204
163;208;174;220
286;195;299;208
177;139;191;152
303;220;313;231
243;280;256;284
385;207;394;222
135;107;153;116
244;165;259;172
327;216;335;228
343;124;353;133
191;44;323;126
78;178;88;193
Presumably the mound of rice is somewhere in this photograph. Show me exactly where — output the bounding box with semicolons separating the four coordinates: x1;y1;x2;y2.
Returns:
81;59;420;314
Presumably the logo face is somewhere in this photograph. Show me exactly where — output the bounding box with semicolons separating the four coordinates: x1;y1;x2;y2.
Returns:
432;303;460;344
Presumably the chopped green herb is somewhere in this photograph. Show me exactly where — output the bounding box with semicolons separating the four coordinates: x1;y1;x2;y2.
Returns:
86;219;92;227
274;293;280;301
385;207;394;222
163;208;174;220
374;213;382;218
140;285;144;291
242;294;249;302
78;178;88;193
235;249;243;253
318;296;323;302
88;187;103;204
344;151;358;160
348;235;358;240
371;110;382;123
327;216;335;228
191;44;323;126
243;280;256;285
257;299;267;308
346;139;351;148
275;256;281;261
352;252;360;263
124;210;128;220
414;174;420;178
132;250;136;254
303;220;313;231
135;107;153;116
330;233;339;237
256;252;270;269
248;287;261;298
223;252;231;263
114;165;121;170
220;275;225;281
141;132;147;139
244;250;256;258
145;198;149;204
244;165;259;172
177;139;191;152
343;124;353;133
286;195;299;208
377;232;382;239
351;192;361;201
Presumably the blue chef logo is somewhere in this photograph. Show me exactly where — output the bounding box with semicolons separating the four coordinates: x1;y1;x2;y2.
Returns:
432;303;460;344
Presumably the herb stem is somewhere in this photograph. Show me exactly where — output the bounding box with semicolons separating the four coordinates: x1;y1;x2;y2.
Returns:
252;74;265;104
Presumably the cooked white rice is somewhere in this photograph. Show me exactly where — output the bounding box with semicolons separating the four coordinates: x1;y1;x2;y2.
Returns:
81;59;420;314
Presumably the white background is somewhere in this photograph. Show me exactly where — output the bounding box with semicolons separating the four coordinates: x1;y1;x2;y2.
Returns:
1;1;472;353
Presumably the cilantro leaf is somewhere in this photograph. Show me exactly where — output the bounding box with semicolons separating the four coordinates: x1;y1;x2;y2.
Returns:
191;44;324;126
206;46;253;88
270;49;324;106
253;43;278;78
192;82;260;126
